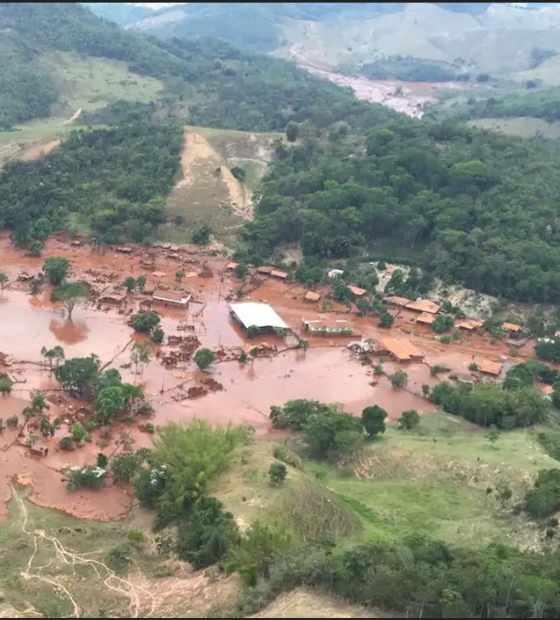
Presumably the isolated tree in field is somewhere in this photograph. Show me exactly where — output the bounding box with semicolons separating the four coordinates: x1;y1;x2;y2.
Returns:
194;348;215;371
55;355;100;397
362;405;387;437
123;277;136;294
390;369;408;389
286;121;299;142
269;461;287;486
131;311;160;335
50;282;90;320
175;270;185;282
136;275;146;290
43;257;70;285
0;374;13;395
41;345;65;369
71;422;86;442
0;272;8;291
398;409;420;430
95;386;126;424
30;389;49;414
40;417;54;438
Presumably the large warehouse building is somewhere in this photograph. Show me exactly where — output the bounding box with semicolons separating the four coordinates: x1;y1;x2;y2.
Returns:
229;302;289;333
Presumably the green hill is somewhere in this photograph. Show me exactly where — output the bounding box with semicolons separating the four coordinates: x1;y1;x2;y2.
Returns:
0;2;402;137
121;2;560;81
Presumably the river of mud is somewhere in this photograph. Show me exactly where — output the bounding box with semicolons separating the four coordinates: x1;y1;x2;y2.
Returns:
0;232;537;522
299;64;473;118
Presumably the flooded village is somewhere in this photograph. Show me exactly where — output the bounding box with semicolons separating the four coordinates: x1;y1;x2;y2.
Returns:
0;232;541;522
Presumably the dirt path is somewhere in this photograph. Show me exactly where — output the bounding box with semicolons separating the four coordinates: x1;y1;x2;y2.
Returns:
177;131;253;219
19;140;61;161
12;486;156;618
63;108;83;126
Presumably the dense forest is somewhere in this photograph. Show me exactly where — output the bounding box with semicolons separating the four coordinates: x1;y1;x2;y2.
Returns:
0;120;183;246
428;88;560;124
242;119;560;303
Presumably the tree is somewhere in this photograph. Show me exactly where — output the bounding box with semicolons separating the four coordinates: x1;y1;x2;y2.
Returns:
0;272;8;291
390;370;408;389
152;327;165;344
41;345;65;369
123;277;136;294
50;282;90;320
176;496;240;569
28;241;44;257
226;520;294;586
269;461;287;486
234;263;247;280
303;407;364;460
191;224;211;245
0;374;13;395
111;451;147;482
433;314;454;333
95;386;126;424
286;121;299;142
133;420;246;524
55;355;100;397
378;311;394;328
175;270;185;282
71;422;86;442
97;453;108;468
130;311;160;334
130;341;152;375
43;257;70;285
194;348;215;371
30;390;48;414
136;275;146;290
398;409;420;430
362;405;387;437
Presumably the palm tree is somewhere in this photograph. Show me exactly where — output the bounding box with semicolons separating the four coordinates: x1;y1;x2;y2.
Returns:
30;390;49;414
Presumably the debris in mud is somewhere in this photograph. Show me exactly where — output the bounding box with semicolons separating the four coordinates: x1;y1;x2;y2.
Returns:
186;385;207;399
199;375;224;392
160;334;202;366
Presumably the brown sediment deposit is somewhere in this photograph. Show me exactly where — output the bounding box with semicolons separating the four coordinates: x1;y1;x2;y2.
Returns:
0;231;537;522
299;64;475;118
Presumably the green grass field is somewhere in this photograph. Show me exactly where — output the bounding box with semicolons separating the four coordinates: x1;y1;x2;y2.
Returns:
467;117;560;138
216;411;555;554
40;52;164;114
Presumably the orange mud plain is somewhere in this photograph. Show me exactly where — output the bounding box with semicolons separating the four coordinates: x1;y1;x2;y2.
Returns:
0;232;536;523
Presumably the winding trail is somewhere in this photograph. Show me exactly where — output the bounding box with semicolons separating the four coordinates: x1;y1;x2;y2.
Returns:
12;486;157;618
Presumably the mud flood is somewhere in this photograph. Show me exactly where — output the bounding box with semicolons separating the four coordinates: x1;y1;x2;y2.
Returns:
300;64;473;118
0;232;535;522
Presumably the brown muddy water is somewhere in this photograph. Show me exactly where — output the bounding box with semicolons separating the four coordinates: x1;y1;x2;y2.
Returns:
0;232;530;522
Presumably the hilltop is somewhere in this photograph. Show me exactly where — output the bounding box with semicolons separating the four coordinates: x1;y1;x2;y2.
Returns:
118;2;560;82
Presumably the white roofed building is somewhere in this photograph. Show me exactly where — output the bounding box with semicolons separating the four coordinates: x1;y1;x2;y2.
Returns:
229;302;289;333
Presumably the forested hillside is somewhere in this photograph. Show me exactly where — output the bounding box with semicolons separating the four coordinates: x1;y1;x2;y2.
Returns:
243;120;560;304
0;119;183;247
0;3;402;132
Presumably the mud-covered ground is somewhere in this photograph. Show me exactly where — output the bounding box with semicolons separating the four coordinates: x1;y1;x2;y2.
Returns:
0;232;537;522
300;64;473;118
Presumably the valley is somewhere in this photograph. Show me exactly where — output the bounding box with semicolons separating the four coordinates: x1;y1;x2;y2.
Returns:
3;2;560;618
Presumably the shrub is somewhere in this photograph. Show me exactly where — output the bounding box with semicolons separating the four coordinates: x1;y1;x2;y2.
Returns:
176;496;240;569
58;435;75;451
269;461;287;486
107;543;132;573
66;465;106;490
398;410;420;430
